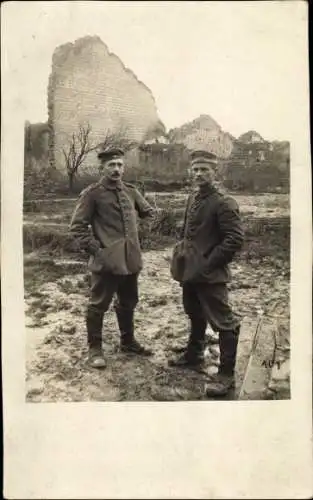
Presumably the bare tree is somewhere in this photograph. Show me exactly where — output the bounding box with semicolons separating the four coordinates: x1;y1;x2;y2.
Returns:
62;123;97;192
63;122;137;192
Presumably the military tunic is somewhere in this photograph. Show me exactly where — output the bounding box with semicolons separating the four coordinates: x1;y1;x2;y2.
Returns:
70;177;154;313
171;184;244;332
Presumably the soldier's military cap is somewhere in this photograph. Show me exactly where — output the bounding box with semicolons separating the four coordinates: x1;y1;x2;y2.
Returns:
190;149;218;166
97;145;125;161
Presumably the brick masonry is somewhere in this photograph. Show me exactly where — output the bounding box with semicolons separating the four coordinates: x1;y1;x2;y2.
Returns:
48;36;164;175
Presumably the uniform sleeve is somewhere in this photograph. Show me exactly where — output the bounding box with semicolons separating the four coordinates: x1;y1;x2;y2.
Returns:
134;188;155;219
69;189;101;255
204;196;244;271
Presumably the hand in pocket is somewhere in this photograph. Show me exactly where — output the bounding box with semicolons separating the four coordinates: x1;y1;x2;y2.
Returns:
96;248;108;264
94;242;129;275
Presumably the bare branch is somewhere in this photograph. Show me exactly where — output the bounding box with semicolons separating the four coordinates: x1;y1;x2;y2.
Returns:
62;122;95;191
63;122;139;191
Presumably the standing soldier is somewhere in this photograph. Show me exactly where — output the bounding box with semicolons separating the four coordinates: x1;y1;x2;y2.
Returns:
70;146;155;368
170;149;244;396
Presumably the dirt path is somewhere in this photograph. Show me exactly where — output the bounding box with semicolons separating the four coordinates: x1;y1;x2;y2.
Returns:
25;247;289;402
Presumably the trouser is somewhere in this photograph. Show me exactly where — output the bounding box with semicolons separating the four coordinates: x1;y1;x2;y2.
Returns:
86;272;139;347
182;282;241;374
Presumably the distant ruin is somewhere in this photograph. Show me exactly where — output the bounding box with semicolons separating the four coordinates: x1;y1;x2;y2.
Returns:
168;115;234;159
48;36;165;174
167;118;290;193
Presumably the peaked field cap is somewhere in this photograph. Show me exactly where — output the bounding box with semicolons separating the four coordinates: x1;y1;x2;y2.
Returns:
190;149;218;165
97;146;125;161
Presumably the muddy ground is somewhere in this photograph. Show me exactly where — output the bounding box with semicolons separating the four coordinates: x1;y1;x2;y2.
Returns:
24;192;290;402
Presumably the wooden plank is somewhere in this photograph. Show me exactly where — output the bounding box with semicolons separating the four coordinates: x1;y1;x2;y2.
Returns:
237;315;276;400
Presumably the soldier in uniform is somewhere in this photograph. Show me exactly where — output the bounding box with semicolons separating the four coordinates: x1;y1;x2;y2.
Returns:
170;149;244;396
70;146;155;368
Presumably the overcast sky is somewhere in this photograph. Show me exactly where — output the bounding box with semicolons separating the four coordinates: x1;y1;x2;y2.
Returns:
3;1;308;140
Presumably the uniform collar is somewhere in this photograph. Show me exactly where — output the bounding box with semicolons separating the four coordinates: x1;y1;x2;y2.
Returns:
193;183;217;198
100;176;123;191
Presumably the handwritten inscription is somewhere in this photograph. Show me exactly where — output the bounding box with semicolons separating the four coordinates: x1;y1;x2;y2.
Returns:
261;360;282;369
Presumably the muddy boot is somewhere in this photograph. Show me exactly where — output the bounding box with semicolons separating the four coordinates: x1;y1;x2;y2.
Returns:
116;308;153;356
169;317;206;368
169;341;206;368
86;306;106;369
205;326;240;396
205;373;235;396
170;316;207;356
88;346;106;369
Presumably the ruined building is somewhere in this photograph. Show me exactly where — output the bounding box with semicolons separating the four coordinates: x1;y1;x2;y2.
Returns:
48;36;165;174
168;115;235;159
221;132;290;192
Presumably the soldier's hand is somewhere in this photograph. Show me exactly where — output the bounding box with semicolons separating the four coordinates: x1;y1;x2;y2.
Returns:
94;248;107;264
89;241;101;255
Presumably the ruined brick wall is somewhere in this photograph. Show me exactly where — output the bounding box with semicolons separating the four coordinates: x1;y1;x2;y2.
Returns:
48;36;164;175
168;115;234;159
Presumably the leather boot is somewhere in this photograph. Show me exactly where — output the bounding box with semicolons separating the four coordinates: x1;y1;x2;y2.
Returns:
86;306;106;369
115;307;153;356
169;316;207;368
205;325;240;396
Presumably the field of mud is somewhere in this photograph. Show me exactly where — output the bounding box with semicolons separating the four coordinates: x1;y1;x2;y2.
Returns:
24;192;290;402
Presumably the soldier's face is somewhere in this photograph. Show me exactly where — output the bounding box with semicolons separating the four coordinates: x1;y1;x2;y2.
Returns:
99;158;125;180
189;162;215;187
